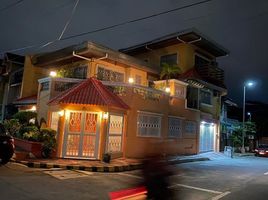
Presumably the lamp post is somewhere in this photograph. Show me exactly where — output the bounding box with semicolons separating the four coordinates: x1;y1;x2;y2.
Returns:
247;112;251;121
241;81;254;153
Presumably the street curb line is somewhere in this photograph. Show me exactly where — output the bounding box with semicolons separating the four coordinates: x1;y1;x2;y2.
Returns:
13;157;209;172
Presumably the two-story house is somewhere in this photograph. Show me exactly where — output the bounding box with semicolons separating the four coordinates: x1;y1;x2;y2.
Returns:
13;29;229;160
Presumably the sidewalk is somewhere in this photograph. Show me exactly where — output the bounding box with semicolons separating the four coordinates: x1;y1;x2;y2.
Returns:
13;153;211;173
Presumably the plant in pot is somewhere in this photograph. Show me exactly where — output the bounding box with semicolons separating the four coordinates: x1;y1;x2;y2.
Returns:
103;152;111;163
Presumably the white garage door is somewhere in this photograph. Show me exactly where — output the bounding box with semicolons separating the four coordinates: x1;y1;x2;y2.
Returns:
199;123;215;152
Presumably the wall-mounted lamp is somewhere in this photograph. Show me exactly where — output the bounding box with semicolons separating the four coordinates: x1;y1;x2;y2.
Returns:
165;87;171;93
128;77;134;84
30;105;36;111
50;71;57;77
58;110;64;117
103;112;109;119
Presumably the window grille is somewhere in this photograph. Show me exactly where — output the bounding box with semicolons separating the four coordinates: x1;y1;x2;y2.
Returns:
168;117;182;138
137;112;161;137
107;115;123;152
97;66;124;82
184;121;197;135
41;82;49;91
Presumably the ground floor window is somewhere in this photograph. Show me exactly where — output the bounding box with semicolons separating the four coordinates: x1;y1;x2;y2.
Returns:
168;117;182;138
137;112;161;137
50;112;59;131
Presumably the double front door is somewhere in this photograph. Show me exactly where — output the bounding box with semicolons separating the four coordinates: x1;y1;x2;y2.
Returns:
63;111;100;159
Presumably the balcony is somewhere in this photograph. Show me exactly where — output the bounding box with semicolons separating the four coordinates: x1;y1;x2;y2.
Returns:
10;69;23;86
195;64;224;85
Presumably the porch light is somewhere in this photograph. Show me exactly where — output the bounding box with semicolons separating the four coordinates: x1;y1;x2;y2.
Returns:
165;87;170;93
50;71;57;77
128;77;134;84
30;106;36;111
58;110;64;117
103;112;109;119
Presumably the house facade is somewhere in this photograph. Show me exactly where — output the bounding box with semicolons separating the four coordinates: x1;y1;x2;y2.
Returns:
2;29;229;160
120;29;228;154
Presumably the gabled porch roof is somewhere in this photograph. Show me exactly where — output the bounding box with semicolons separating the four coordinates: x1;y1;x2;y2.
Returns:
48;78;129;110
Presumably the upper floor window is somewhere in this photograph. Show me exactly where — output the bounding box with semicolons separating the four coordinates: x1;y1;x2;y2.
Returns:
200;89;212;105
58;65;87;79
97;66;124;82
135;75;142;85
160;53;178;66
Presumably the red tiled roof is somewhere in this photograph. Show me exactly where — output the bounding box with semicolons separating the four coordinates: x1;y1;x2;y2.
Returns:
48;78;129;110
13;95;37;105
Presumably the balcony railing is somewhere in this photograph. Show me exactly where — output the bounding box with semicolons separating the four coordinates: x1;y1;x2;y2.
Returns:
195;64;224;83
102;81;164;101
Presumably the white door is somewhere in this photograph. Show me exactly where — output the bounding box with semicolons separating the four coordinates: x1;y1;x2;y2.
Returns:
63;111;99;159
199;123;215;152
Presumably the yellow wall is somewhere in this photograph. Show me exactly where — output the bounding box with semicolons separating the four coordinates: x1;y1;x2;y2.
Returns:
118;87;199;158
20;56;48;98
132;43;216;73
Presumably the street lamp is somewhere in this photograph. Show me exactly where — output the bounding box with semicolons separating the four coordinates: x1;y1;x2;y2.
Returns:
247;112;251;121
241;81;255;153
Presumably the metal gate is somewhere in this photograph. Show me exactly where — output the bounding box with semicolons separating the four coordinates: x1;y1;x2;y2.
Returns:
63;111;100;159
199;123;215;152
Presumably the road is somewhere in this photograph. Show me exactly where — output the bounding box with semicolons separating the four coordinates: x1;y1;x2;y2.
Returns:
1;155;268;200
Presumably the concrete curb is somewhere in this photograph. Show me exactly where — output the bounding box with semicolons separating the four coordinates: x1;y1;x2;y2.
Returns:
13;157;209;172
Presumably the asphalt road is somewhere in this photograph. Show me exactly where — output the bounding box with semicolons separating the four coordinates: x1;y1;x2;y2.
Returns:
1;155;268;200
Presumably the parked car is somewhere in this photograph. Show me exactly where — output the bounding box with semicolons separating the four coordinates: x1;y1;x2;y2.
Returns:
0;124;15;164
254;144;268;157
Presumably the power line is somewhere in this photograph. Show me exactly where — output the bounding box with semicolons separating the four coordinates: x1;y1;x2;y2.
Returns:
0;0;25;12
0;0;213;54
61;0;213;41
40;0;80;49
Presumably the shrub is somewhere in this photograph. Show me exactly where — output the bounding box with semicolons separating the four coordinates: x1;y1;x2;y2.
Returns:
21;126;40;141
13;111;37;125
39;128;57;158
3;119;21;136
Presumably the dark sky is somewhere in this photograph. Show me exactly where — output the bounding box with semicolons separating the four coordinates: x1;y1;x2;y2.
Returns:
1;0;268;105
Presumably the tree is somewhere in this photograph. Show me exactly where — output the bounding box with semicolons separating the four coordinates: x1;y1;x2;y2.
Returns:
230;121;257;151
160;63;181;80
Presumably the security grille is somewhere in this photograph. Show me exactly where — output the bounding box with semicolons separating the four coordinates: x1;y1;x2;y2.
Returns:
137;112;161;137
168;117;182;138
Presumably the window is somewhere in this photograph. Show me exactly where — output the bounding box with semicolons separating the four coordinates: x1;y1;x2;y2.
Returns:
160;53;178;66
97;66;124;82
72;66;87;79
184;121;197;135
168;117;182;138
186;86;199;109
135;75;142;85
107;115;124;152
200;89;212;105
40;82;49;91
137;112;161;137
50;112;59;131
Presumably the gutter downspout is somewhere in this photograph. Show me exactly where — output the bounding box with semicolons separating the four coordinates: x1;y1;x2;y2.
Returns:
72;51;108;62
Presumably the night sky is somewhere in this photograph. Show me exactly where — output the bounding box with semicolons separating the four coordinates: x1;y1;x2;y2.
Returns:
1;0;268;105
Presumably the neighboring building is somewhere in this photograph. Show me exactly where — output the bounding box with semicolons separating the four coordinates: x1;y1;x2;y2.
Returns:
0;53;25;120
220;97;240;151
5;29;230;160
120;29;228;154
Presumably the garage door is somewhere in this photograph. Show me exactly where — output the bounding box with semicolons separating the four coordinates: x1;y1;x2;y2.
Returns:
199;123;215;152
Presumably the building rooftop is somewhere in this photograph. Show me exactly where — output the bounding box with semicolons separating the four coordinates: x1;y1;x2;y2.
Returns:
120;28;229;57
